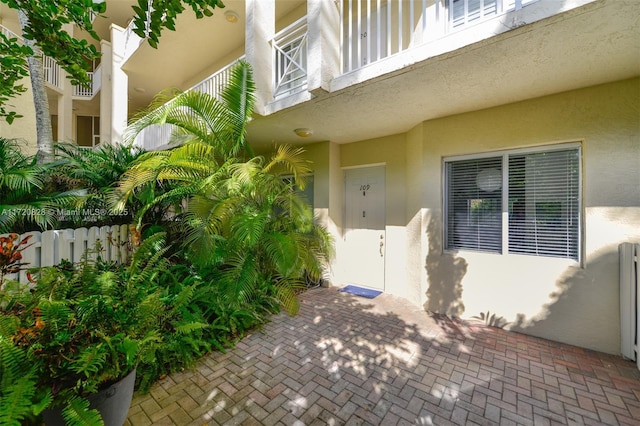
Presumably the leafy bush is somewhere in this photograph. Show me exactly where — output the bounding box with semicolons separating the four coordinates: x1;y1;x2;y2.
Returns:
0;234;170;425
51;142;152;228
0;137;80;233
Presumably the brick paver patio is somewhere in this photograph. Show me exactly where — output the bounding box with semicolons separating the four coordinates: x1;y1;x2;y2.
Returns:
126;287;640;425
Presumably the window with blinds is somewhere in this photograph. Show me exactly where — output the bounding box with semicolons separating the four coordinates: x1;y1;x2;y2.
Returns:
444;144;581;260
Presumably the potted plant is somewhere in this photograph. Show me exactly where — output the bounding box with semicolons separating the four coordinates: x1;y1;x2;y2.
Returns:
0;233;168;426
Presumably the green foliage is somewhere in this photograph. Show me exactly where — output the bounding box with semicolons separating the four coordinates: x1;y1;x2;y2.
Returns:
0;137;83;233
61;397;103;426
0;31;30;123
0;333;51;425
0;234;171;424
49;142;150;227
0;51;333;425
131;0;225;48
134;264;212;392
125;59;256;160
118;61;334;317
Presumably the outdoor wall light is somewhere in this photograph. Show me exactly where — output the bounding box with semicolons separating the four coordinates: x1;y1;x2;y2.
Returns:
224;11;239;23
294;128;313;137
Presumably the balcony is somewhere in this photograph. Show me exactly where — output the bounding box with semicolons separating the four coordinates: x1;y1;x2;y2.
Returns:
133;58;244;151
72;66;102;99
129;0;630;151
340;0;537;74
1;23;99;98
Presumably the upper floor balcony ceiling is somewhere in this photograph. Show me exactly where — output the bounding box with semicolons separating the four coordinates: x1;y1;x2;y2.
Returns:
247;0;640;148
123;0;302;114
121;0;638;150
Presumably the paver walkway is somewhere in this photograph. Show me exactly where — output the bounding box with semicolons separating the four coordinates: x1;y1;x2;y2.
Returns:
126;287;640;425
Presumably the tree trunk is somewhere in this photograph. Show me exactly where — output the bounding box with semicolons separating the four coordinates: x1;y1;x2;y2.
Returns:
18;9;54;164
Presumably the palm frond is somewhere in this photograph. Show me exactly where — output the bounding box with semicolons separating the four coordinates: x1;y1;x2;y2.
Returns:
263;145;313;184
218;252;260;307
219;60;256;157
263;232;303;278
272;276;304;316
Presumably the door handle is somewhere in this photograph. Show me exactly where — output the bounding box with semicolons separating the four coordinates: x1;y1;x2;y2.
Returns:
379;240;384;257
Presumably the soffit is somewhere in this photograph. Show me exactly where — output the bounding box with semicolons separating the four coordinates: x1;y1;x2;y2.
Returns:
124;0;304;114
245;0;640;148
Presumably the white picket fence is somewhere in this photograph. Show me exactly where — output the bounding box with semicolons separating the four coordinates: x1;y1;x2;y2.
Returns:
1;225;131;284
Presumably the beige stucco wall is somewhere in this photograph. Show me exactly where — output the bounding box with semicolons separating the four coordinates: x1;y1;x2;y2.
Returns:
310;78;639;355
0;80;38;156
419;78;640;354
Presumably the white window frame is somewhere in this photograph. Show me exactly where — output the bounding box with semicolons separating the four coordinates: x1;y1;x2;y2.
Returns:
443;142;582;262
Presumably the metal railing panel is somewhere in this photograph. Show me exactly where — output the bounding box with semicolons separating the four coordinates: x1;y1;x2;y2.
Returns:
272;17;308;100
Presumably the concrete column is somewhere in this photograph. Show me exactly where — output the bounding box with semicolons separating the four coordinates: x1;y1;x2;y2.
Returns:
57;23;74;142
57;72;74;142
108;25;129;144
245;0;274;115
306;0;341;94
99;40;112;144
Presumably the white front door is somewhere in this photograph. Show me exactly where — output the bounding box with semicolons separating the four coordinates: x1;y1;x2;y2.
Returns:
343;166;385;290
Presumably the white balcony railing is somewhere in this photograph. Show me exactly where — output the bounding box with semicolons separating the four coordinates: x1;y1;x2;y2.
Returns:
134;57;243;151
0;23;95;94
42;55;63;90
73;72;94;98
340;0;536;73
272;17;308;100
0;23;20;40
191;58;244;99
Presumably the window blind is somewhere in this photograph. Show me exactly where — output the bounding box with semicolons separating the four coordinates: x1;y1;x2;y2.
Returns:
444;145;580;260
445;156;502;253
508;149;579;259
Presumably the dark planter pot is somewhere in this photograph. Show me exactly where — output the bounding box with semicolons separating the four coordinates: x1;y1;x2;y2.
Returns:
43;369;136;426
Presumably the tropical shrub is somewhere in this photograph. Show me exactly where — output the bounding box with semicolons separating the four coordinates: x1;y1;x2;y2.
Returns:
0;233;32;284
115;61;334;315
0;137;79;233
51;142;150;227
0;234;173;425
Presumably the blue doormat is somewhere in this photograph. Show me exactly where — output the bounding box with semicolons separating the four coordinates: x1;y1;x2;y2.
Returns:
339;285;382;299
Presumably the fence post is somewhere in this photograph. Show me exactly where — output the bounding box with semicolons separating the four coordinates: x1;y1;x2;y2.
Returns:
19;232;42;284
75;227;89;263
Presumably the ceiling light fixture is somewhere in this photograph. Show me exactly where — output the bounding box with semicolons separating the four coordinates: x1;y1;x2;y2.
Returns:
224;10;239;23
294;128;313;138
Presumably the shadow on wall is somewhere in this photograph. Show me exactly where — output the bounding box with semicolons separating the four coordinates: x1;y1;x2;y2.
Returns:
509;247;621;353
423;212;467;317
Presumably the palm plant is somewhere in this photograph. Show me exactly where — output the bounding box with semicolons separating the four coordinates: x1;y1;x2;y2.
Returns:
51;142;148;227
0;137;78;233
124;59;255;160
115;61;333;314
